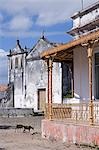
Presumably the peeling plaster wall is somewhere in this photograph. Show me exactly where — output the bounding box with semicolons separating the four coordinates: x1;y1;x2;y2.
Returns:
25;38;62;110
26;60;62;110
8;38;62;110
26;60;46;109
52;63;62;104
10;53;27;108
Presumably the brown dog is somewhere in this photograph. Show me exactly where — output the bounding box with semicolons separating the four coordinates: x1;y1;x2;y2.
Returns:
15;124;24;132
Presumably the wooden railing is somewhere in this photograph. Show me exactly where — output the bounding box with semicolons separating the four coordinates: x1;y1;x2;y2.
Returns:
45;104;71;119
94;102;99;125
45;102;99;125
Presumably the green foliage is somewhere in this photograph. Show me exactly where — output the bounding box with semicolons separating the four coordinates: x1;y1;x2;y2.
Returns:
63;91;73;98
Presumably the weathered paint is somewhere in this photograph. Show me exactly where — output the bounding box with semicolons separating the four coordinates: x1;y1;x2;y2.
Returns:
8;37;62;110
73;8;99;29
8;40;27;108
42;119;99;146
26;37;62;110
70;2;99;37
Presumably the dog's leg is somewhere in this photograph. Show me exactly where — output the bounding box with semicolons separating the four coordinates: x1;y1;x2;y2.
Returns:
23;126;25;133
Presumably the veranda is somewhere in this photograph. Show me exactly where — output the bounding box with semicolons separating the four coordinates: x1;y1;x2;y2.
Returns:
41;30;99;145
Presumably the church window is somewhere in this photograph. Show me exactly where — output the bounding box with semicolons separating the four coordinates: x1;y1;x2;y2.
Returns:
15;57;18;68
11;59;13;69
21;57;23;68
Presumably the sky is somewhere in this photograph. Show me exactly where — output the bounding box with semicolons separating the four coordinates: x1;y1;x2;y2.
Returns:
0;0;98;84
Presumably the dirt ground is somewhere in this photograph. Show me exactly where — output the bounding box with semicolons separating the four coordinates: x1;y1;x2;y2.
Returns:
0;116;97;150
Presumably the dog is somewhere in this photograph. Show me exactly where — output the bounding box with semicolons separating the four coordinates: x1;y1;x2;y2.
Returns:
23;125;34;132
15;124;24;132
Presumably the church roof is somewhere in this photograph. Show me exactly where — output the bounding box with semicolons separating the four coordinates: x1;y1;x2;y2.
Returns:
26;35;59;61
8;40;27;56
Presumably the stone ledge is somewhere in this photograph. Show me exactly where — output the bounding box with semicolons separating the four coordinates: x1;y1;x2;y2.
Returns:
0;108;34;117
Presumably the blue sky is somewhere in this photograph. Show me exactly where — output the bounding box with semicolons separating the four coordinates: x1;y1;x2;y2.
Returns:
0;0;98;84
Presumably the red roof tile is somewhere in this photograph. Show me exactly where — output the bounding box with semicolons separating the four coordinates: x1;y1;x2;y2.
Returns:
0;85;8;92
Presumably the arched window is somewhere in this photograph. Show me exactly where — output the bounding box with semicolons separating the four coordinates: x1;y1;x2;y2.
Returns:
15;57;18;68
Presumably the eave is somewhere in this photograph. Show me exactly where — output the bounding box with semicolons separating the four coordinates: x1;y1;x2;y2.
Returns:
68;18;99;36
40;29;99;62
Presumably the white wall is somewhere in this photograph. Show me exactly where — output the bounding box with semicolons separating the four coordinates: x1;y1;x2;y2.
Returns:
74;45;99;102
74;46;89;101
26;60;62;110
73;8;99;29
52;62;62;104
66;47;99;103
11;53;27;108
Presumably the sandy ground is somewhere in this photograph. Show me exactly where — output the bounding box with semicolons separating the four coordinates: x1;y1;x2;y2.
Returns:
0;116;97;150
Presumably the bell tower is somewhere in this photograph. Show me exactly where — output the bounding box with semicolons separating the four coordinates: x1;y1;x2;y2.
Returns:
7;40;28;108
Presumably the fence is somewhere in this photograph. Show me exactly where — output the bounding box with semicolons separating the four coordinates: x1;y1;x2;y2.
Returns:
45;102;99;125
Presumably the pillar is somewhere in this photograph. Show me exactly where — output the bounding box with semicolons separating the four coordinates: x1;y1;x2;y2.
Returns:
47;60;49;117
48;58;53;120
87;43;94;125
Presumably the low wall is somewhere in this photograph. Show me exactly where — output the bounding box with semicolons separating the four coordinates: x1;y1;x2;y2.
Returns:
0;108;34;117
42;119;99;146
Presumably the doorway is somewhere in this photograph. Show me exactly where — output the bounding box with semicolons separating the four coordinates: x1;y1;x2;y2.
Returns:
38;89;46;111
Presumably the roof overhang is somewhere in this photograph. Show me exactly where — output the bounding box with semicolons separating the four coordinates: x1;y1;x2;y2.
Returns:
40;29;99;62
68;18;99;36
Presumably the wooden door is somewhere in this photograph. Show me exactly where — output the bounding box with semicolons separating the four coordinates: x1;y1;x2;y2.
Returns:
38;89;46;111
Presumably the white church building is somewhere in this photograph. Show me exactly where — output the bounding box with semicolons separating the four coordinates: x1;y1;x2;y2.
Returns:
7;36;62;111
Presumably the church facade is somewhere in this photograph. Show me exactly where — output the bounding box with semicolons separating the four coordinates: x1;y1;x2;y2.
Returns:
7;36;63;110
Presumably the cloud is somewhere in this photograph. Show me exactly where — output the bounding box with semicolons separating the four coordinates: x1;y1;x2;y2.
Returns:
0;0;98;25
0;49;8;84
0;0;98;37
36;12;67;26
9;15;33;31
0;49;8;70
0;49;8;57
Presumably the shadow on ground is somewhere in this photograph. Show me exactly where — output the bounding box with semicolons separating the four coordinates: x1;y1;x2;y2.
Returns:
0;125;15;129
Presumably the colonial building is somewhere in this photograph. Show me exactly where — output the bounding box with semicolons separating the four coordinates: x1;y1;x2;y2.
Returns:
67;1;99;102
41;1;99;104
7;36;63;110
41;1;99;144
68;1;99;38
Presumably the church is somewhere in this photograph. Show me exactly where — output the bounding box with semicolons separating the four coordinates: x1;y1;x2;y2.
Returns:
7;35;67;111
